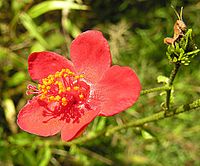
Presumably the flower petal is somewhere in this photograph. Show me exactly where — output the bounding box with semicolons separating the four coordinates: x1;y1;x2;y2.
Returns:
28;51;74;81
61;109;99;141
17;97;65;136
95;65;141;116
70;30;111;84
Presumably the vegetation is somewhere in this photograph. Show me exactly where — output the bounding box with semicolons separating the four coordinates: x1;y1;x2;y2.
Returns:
0;0;200;165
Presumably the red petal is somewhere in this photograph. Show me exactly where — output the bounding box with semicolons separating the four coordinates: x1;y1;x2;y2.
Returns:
95;65;141;116
28;51;74;81
70;30;111;84
61;109;99;141
17;97;65;136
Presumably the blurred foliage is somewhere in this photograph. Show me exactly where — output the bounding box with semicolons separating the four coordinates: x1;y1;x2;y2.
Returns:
0;0;200;165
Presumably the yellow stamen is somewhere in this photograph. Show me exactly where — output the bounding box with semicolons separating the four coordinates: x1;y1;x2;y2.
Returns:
73;86;79;91
55;95;61;101
49;96;54;101
41;85;46;89
61;97;68;106
46;86;50;90
37;68;87;104
79;74;84;78
66;87;71;91
61;69;66;73
40;94;46;100
79;94;84;99
74;76;79;80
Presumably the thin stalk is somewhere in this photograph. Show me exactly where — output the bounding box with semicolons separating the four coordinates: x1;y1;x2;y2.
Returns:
141;86;171;96
44;98;200;146
165;63;181;110
106;98;200;136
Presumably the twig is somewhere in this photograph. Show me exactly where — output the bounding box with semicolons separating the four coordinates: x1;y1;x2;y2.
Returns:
60;98;200;145
165;63;181;110
141;86;171;96
105;98;199;136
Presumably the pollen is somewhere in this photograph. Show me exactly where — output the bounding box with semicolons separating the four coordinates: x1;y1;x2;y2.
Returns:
55;95;61;101
36;68;89;107
79;74;84;78
46;86;51;90
62;97;68;106
66;87;71;91
73;86;79;91
74;76;79;79
49;96;55;101
40;94;46;99
79;94;84;99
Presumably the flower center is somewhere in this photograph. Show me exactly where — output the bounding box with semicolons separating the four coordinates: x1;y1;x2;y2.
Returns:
27;68;91;123
38;69;90;106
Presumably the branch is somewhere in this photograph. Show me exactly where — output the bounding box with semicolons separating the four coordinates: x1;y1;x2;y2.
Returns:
66;98;200;145
141;86;171;96
106;98;200;136
165;63;181;110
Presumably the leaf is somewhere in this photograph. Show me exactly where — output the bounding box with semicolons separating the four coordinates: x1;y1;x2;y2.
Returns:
62;18;81;38
8;133;36;146
30;42;46;52
20;13;49;48
28;1;88;18
7;72;26;87
38;144;51;166
0;46;26;69
2;99;17;134
20;148;37;166
11;0;32;13
47;32;65;49
157;75;169;84
141;130;154;140
95;117;106;131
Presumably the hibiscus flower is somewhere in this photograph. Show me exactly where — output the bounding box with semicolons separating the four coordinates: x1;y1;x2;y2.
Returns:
17;30;141;141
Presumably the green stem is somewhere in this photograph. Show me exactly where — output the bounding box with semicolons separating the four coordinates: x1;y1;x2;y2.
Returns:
106;98;200;136
141;86;171;96
165;63;181;110
45;98;200;146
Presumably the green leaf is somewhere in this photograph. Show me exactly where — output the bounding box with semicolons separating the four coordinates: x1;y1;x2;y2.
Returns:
95;117;106;131
11;0;32;13
20;148;37;166
0;46;26;69
7;72;26;87
157;75;169;84
38;144;51;166
30;42;46;52
47;32;65;49
141;130;154;140
62;18;81;38
2;99;17;134
8;133;36;146
28;1;88;18
20;13;49;48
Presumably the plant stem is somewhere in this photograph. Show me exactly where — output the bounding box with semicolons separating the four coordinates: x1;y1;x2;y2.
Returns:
106;98;200;136
141;86;171;96
165;63;181;110
49;98;200;146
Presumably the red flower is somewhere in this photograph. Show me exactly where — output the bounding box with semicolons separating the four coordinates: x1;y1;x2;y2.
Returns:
17;30;141;141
